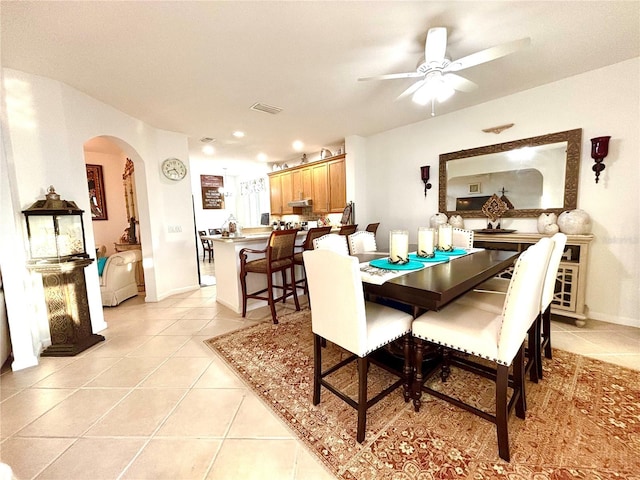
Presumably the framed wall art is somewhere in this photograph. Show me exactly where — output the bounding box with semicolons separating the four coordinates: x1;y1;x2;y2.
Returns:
86;164;108;220
468;182;482;194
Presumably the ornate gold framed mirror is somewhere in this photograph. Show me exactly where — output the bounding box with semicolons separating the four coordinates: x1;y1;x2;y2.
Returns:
439;128;582;218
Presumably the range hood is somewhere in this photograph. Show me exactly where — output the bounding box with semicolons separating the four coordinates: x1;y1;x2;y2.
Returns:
288;198;313;207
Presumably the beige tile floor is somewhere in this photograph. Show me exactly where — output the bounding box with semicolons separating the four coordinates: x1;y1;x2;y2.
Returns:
0;259;638;479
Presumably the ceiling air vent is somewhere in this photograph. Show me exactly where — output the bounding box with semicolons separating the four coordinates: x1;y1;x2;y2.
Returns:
200;137;215;143
250;102;283;115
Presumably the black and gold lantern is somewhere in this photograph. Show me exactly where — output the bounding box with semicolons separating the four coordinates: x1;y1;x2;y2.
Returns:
22;186;103;356
22;186;89;263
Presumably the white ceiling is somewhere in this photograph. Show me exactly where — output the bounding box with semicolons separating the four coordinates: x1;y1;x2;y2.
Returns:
2;1;639;170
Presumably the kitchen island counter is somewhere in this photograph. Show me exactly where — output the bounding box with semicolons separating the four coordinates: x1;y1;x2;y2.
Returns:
208;230;307;313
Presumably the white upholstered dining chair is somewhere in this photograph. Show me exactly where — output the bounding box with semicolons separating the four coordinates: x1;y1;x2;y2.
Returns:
312;233;350;256
460;233;567;380
452;227;474;249
303;248;414;443
347;230;378;255
410;237;553;461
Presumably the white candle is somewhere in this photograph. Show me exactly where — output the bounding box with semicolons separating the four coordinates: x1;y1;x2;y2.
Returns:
438;224;453;250
389;230;409;263
417;227;435;257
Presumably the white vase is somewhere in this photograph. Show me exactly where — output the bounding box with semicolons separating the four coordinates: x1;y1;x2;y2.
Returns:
557;209;592;234
537;213;559;234
449;215;464;229
430;213;448;229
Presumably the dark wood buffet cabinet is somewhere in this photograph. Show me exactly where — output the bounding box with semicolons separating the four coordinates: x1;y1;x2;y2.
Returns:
268;154;346;215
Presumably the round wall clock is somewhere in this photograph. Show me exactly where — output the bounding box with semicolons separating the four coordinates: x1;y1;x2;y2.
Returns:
161;157;187;181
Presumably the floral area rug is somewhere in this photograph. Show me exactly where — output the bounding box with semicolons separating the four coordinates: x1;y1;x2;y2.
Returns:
204;309;639;479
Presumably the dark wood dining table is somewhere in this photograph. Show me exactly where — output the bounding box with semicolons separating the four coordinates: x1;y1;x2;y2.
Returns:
355;249;520;317
355;248;521;373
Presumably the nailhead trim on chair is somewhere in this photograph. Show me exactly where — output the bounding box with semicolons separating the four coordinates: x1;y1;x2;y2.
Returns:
412;332;509;366
363;329;411;356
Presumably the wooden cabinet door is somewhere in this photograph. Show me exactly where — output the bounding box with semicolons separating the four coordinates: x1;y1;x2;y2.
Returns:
269;174;282;215
302;167;312;199
311;163;329;213
328;158;346;212
292;167;313;201
280;171;294;214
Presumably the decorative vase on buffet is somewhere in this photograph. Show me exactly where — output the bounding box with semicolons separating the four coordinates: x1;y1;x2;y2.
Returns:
430;213;448;229
449;215;464;229
537;213;559;234
557;209;592;234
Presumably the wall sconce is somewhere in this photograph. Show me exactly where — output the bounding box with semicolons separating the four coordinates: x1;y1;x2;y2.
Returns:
420;166;432;197
590;136;610;184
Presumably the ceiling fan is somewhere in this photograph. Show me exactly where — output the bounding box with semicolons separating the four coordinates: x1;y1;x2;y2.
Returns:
359;27;530;110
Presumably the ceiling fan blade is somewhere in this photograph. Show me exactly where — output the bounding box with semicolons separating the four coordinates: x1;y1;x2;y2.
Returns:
425;27;447;64
446;37;531;72
396;79;425;100
443;73;478;92
358;72;423;81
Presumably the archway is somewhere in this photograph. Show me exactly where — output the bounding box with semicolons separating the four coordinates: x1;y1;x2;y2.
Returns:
83;136;148;303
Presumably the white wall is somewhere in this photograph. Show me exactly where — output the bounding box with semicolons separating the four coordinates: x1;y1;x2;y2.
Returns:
2;69;200;370
188;156;271;258
349;58;640;327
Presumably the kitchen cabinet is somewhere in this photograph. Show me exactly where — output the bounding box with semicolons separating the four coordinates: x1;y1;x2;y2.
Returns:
311;162;329;213
327;157;346;212
269;174;283;215
313;156;346;213
292;167;312;201
268;154;346;215
280;171;294;214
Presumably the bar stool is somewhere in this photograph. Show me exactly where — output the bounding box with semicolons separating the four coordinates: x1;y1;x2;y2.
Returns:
293;226;331;295
239;229;300;324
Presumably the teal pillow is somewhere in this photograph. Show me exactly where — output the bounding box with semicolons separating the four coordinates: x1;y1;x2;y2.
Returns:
97;257;107;276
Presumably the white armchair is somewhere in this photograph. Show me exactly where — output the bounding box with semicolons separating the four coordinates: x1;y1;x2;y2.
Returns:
100;250;140;306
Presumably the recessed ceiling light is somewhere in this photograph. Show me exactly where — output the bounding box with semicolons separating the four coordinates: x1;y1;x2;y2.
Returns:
292;140;304;152
257;153;268;162
233;131;245;138
202;145;215;155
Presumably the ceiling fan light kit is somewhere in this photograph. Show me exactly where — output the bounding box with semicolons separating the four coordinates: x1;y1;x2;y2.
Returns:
359;27;530;116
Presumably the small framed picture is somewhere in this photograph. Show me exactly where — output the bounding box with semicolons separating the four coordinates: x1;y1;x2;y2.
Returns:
468;182;482;194
86;164;108;220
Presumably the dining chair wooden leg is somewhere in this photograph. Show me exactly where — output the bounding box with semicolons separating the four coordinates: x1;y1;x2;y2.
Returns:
313;334;322;405
513;345;526;420
403;335;412;402
542;305;552;359
496;363;511;462
357;356;368;443
528;317;540;384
